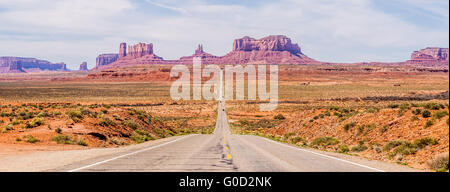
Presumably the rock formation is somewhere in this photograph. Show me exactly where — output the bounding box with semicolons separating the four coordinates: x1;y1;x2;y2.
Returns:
79;62;88;71
127;43;153;58
92;35;448;70
410;47;448;61
232;35;301;54
0;57;66;73
96;54;119;67
93;35;318;70
406;47;449;67
220;35;316;64
119;42;127;58
178;44;219;64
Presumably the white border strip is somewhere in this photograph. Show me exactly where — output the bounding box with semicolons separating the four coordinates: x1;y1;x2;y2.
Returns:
261;137;385;172
67;134;195;172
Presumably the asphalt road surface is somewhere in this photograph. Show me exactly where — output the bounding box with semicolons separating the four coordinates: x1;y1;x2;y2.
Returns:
54;71;418;172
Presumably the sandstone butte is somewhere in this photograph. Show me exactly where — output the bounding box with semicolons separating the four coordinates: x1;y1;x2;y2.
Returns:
93;35;320;70
0;57;66;73
79;62;88;71
93;35;449;70
1;35;449;73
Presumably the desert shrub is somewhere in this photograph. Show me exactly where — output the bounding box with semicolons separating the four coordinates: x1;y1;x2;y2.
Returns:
26;117;44;128
352;144;368;152
337;144;350;153
19;111;34;120
423;102;443;110
75;137;88;146
37;111;50;118
388;104;399;108
334;112;343;118
410;116;419;121
364;123;377;135
101;109;108;114
310;137;339;148
399;103;410;112
313;115;319;120
365;107;379;113
52;134;73;144
427;153;449;171
282;132;296;140
424;120;434;128
384;140;405;151
113;114;122;120
4;124;14;131
290;136;303;144
254;119;279;129
122;119;139;129
274;114;285;120
23;135;39;143
412;108;422;115
12;119;23;125
100;117;116;126
154;128;165;138
131;129;154;143
432;111;448;120
80;108;91;116
55;127;62;133
413;137;438;149
422;110;431;118
385;138;437;159
343;122;356;131
238;119;250;127
389;142;418;158
110;137;127;145
379;125;389;133
357;125;365;135
67;110;83;122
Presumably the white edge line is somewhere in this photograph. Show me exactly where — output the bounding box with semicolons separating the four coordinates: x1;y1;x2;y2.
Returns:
67;134;195;172
260;137;385;172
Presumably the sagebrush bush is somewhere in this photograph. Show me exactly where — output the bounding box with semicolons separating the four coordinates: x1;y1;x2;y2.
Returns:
310;137;339;148
427;153;449;171
343;122;356;131
337;144;349;153
131;129;154;143
23;135;39;143
290;137;303;144
100;117;116;126
274;114;286;120
422;110;431;118
122;119;139;129
52;134;73;144
26;117;44;128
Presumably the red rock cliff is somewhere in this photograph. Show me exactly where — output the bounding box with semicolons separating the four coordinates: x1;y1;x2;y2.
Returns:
79;62;88;71
96;54;119;67
127;43;153;58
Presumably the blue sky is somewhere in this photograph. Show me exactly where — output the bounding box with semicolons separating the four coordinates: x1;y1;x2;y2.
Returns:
0;0;448;70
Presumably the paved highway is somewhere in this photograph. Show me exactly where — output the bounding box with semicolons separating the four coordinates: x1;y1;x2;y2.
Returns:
55;71;417;172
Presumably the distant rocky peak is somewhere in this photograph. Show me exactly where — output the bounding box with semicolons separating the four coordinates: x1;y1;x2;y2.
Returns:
127;43;153;58
79;62;88;71
195;44;204;55
411;47;449;61
232;35;302;54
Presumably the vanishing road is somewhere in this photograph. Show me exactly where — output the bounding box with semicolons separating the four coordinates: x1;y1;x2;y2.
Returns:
53;71;418;172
